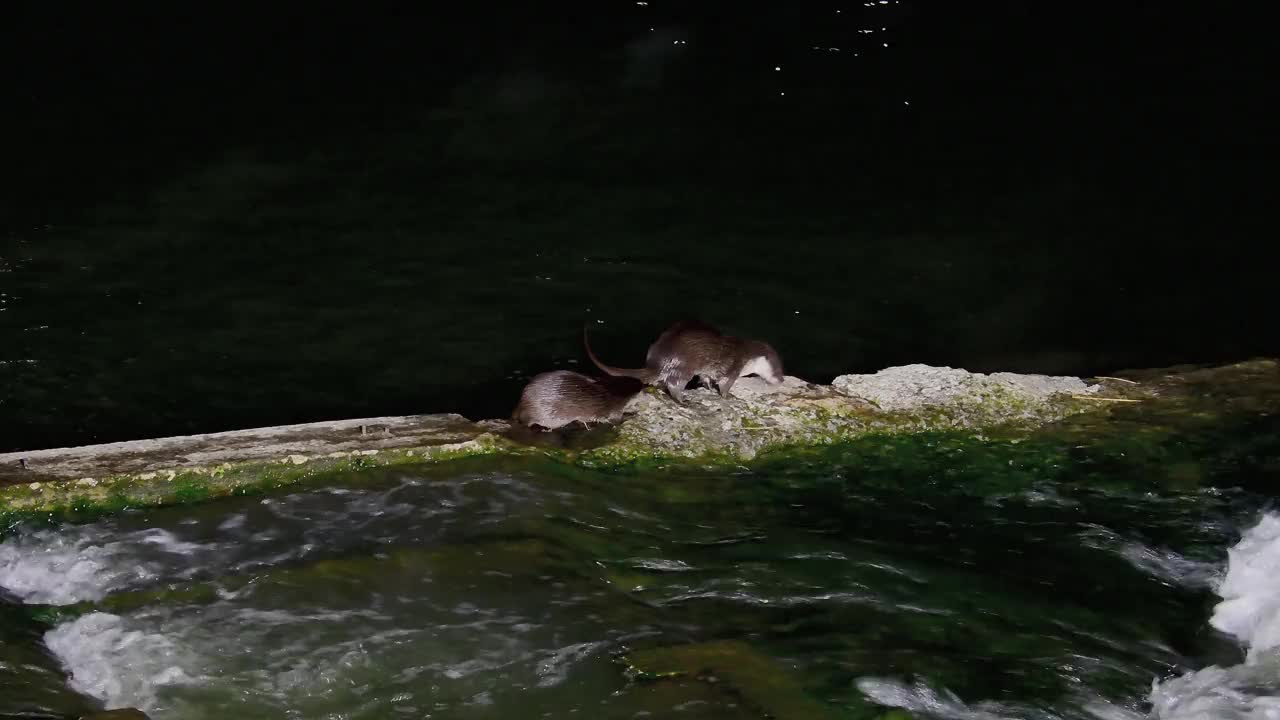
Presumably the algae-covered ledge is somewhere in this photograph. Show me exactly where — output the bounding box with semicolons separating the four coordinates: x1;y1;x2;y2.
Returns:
3;360;1276;518
0;415;511;518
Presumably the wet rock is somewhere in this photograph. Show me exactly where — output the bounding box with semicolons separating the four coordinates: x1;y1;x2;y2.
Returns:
831;363;1099;429
2;360;1277;516
0;414;485;487
586;365;1100;463
832;364;1095;412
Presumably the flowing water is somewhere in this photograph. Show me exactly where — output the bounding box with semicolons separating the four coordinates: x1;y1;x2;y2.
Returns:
3;419;1279;719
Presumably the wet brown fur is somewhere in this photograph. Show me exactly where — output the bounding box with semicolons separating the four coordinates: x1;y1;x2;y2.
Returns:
583;320;784;403
511;370;646;430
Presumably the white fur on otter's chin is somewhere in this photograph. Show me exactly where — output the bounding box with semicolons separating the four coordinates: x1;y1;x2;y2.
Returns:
740;356;784;383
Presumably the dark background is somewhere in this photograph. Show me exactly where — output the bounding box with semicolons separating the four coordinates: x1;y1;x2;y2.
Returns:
1;3;1274;451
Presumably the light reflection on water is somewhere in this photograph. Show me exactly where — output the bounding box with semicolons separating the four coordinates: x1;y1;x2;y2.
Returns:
0;447;1264;719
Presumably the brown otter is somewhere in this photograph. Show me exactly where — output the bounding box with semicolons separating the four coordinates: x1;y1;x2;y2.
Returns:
511;370;647;430
583;320;784;403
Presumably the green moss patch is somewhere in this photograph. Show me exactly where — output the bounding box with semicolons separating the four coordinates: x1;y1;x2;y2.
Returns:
1;435;505;533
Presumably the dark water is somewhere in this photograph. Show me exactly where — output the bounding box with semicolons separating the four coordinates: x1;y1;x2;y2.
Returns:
2;3;1274;451
2;418;1279;719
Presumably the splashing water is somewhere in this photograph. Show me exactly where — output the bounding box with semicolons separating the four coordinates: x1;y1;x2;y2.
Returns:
1144;513;1280;720
0;440;1276;719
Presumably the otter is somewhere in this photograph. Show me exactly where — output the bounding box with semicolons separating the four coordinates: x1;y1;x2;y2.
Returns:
583;320;784;403
511;370;647;430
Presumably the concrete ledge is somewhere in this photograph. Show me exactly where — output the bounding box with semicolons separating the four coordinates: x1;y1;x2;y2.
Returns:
1;414;488;486
2;359;1276;520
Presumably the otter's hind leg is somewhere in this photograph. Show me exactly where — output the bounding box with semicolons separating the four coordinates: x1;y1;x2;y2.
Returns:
715;375;738;399
663;381;686;404
661;370;695;404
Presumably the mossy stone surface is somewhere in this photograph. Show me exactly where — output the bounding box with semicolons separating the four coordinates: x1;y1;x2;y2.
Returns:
2;360;1277;521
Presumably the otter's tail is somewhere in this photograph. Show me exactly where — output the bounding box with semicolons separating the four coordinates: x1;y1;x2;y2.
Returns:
583;323;656;383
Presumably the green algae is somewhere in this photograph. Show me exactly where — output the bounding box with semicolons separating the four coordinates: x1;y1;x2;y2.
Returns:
4;360;1278;526
0;436;508;534
5;384;1277;718
4;406;1269;534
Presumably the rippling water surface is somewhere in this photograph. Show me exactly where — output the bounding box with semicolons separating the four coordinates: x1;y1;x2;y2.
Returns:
4;423;1280;719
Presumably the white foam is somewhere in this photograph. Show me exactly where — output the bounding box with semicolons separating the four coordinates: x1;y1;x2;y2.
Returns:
44;612;198;712
626;558;696;572
0;531;157;604
535;640;607;688
1147;653;1280;720
856;515;1280;720
217;512;247;531
855;677;1049;720
1143;512;1280;720
1081;698;1146;720
135;528;207;556
1079;524;1222;590
1210;514;1280;658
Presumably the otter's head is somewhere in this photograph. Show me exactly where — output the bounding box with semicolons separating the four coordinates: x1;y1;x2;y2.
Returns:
739;341;785;384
